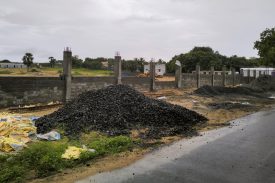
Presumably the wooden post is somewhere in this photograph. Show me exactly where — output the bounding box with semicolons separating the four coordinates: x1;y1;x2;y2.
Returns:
150;61;156;91
63;47;72;102
222;65;226;86
211;66;215;87
196;64;200;88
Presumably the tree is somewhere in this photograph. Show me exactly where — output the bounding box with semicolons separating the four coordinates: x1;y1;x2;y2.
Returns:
48;57;56;68
170;47;221;73
254;27;275;66
83;57;103;70
22;53;34;71
72;55;83;68
0;59;11;63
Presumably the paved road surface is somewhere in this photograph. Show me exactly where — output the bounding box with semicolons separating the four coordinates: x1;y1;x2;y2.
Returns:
77;109;275;183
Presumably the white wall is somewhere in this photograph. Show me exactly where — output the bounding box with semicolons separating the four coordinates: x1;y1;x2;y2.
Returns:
0;63;27;68
240;68;275;77
144;64;166;76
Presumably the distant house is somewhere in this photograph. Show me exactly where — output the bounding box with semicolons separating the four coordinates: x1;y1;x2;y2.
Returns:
240;67;275;78
144;64;166;76
0;62;27;69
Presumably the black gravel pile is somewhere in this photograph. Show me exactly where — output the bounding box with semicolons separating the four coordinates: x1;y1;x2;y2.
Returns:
35;85;207;138
194;85;264;98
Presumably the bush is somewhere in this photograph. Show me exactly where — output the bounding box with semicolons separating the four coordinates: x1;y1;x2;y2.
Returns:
0;70;12;74
0;165;26;183
88;136;133;155
18;142;68;177
30;68;39;72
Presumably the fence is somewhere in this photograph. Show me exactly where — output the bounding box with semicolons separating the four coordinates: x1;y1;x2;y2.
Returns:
0;52;258;108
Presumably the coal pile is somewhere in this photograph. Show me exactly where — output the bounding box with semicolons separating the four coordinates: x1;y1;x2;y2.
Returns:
35;85;207;138
194;85;264;98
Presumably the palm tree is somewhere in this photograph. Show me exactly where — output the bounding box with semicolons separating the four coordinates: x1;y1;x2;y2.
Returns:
22;53;34;71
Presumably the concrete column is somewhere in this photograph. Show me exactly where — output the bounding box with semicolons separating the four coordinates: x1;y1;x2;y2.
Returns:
175;61;182;88
240;69;244;84
63;47;72;102
232;68;236;86
150;61;156;91
253;70;257;79
222;65;226;86
248;69;251;83
211;66;215;87
114;52;122;85
196;64;200;88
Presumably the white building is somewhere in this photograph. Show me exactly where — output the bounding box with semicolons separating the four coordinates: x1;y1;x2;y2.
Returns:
240;67;275;77
0;62;27;68
144;64;166;76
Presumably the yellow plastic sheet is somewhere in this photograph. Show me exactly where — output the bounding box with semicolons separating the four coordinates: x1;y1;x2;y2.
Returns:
61;146;87;160
0;137;25;152
0;115;37;152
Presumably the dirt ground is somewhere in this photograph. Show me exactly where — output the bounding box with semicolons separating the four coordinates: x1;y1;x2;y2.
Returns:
1;87;275;183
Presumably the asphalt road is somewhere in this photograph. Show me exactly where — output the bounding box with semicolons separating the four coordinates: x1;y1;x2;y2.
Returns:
77;109;275;183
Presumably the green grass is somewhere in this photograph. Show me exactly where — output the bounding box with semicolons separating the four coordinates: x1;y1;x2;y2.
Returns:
0;135;133;183
0;70;12;74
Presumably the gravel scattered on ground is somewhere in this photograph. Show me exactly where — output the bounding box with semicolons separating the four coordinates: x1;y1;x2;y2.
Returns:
35;85;207;138
194;85;264;98
250;75;275;91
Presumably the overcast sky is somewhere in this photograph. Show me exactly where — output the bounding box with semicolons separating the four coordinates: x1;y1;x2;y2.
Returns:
0;0;274;62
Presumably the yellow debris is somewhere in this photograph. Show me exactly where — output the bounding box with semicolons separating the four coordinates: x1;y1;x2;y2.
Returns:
0;115;37;152
61;146;87;160
0;137;25;152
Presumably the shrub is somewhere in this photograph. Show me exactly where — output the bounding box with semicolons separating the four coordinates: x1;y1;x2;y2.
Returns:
88;136;133;155
18;142;68;177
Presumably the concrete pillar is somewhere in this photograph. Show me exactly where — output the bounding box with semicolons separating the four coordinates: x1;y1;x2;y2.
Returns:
211;66;215;87
63;47;72;102
248;69;251;83
232;68;236;86
196;64;200;88
114;52;122;85
150;61;156;91
175;61;182;88
253;70;257;79
222;65;226;86
240;69;244;84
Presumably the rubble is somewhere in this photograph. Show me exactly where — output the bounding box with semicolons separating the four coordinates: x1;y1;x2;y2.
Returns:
35;85;207;138
250;75;275;91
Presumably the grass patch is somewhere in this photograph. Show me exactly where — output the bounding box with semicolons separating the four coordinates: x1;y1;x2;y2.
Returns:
0;70;12;74
0;135;134;183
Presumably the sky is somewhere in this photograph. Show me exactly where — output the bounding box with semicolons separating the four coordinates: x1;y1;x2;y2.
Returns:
0;0;274;62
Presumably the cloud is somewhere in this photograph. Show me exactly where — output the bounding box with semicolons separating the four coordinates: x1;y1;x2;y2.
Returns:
0;0;274;62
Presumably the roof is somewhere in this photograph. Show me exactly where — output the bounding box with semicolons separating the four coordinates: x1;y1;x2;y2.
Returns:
240;68;275;71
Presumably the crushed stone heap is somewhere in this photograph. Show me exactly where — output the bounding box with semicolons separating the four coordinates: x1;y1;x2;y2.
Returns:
35;85;207;138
